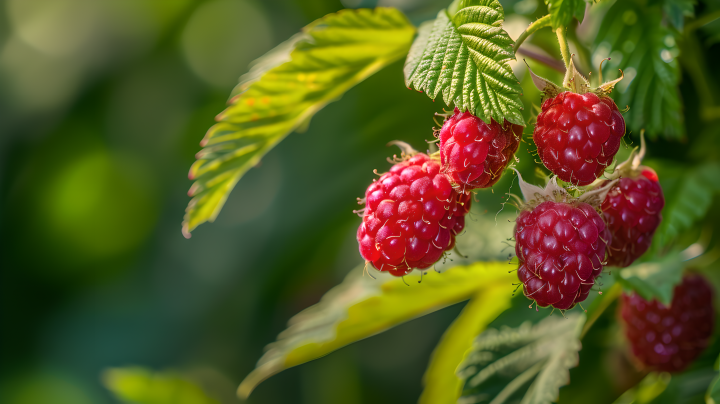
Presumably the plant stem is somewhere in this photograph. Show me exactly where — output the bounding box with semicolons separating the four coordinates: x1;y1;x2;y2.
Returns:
555;27;571;68
580;283;622;339
513;15;552;54
685;9;720;33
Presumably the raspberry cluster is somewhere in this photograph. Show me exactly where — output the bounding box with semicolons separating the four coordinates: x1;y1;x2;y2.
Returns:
515;200;610;310
601;169;665;267
439;108;522;191
357;153;471;276
619;275;714;372
534;92;625;186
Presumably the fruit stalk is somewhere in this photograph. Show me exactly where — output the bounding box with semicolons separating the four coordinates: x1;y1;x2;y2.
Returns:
513;15;552;54
555;27;571;68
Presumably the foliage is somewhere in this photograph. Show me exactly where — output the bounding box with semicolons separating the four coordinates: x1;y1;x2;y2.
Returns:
238;261;515;398
654;162;720;248
708;355;720;404
457;313;586;404
404;0;524;125
419;287;514;404
182;8;415;236
172;0;720;402
611;373;671;404
613;252;686;305
102;368;218;404
594;0;683;139
544;0;586;30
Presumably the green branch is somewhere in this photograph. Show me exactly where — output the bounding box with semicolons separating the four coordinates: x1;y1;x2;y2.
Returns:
555;27;571;68
513;15;552;54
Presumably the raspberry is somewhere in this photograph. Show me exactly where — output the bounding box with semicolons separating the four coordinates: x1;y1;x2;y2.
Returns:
619;275;714;372
438;109;523;191
515;200;610;309
356;153;471;276
601;168;664;267
534;92;625;186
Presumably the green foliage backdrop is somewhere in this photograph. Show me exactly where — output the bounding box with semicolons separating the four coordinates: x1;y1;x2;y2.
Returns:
2;0;720;404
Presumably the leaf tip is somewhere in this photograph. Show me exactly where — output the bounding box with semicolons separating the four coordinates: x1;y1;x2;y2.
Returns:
182;225;192;239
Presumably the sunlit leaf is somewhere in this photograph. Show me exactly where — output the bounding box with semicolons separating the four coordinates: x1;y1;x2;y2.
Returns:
102;367;218;404
593;2;682;139
611;372;671;404
457;313;586;404
183;8;415;236
544;0;587;30
655;162;720;248
613;252;685;306
404;0;524;125
238;261;515;399
419;288;514;404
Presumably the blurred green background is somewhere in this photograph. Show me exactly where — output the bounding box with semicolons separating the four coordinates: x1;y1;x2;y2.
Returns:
1;0;720;403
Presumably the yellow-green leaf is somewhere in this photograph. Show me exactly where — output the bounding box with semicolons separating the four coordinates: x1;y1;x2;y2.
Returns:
183;8;415;236
419;287;513;404
102;367;219;404
237;261;515;399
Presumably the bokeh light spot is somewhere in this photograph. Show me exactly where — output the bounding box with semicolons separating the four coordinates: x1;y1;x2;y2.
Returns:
181;0;273;88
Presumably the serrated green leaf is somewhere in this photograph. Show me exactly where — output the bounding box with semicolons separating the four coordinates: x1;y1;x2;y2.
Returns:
613;252;685;305
593;2;683;139
404;0;524;125
655;162;720;248
238;261;515;399
419;288;514;404
183;8;415;236
457;313;586;404
544;0;587;30
102;367;219;404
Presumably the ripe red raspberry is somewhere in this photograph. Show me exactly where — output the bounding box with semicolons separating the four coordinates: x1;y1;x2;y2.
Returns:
602;168;664;267
619;275;714;372
356;153;471;276
534;92;625;186
515;200;610;310
439;108;522;191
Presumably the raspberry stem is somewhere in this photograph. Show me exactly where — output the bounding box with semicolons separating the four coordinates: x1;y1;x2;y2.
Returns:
555;27;571;69
513;15;552;54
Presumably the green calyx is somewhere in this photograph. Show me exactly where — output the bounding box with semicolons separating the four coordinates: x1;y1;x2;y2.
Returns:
526;57;624;101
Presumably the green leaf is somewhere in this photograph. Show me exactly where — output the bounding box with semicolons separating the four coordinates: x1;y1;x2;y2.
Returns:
237;261;515;399
544;0;587;30
663;0;695;30
183;8;415;236
655;162;720;248
613;252;685;305
404;0;524;125
593;2;683;139
612;372;672;404
102;367;219;404
707;355;720;404
419;287;514;404
457;313;586;404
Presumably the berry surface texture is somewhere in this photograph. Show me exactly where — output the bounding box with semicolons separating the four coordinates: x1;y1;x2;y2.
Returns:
602;169;665;267
620;275;715;372
515;200;610;310
534;91;625;186
439;108;522;191
357;153;471;276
